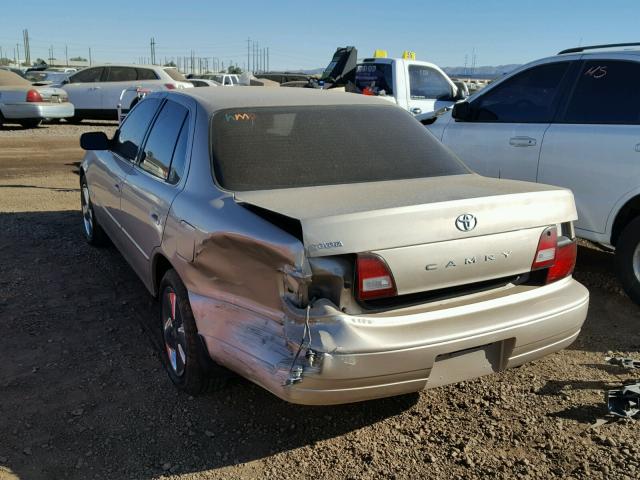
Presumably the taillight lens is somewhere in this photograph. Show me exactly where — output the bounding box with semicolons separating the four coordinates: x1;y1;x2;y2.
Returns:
356;254;397;301
531;226;577;284
26;89;43;102
164;83;176;90
546;240;577;283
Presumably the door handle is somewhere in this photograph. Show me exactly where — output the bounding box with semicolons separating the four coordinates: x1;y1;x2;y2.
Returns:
150;212;161;226
509;136;537;147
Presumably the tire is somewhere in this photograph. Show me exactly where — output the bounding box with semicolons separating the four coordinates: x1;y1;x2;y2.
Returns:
615;216;640;305
159;269;228;395
80;175;108;246
19;119;41;129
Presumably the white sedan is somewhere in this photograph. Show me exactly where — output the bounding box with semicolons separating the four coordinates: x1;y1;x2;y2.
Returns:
0;70;74;128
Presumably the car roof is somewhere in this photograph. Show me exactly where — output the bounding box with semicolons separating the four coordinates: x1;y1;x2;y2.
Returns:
170;86;393;113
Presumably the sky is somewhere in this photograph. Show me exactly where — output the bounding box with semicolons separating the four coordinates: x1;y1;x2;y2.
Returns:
1;0;639;70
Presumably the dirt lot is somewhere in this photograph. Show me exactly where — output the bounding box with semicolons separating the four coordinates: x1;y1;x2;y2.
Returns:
1;123;639;480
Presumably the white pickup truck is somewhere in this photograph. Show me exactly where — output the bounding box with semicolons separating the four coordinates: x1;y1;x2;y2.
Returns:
354;52;465;117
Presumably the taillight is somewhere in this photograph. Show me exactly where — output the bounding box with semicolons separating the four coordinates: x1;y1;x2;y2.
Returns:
26;89;43;102
356;254;397;301
164;83;176;90
531;226;577;284
546;240;577;283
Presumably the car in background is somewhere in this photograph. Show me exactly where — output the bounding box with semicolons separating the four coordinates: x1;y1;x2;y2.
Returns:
59;64;192;122
78;88;587;405
0;70;73;128
426;42;640;304
0;66;27;79
187;78;221;88
26;70;71;85
190;73;239;86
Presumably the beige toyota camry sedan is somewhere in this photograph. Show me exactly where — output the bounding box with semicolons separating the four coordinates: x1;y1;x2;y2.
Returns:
79;88;589;405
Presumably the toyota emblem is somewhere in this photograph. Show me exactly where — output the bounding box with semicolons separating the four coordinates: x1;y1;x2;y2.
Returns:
455;214;477;232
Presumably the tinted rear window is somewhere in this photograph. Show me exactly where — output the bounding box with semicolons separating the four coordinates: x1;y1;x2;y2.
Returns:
210;105;468;191
355;63;394;96
164;68;187;82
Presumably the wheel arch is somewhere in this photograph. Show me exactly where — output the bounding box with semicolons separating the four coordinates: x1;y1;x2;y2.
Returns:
611;194;640;246
152;252;175;297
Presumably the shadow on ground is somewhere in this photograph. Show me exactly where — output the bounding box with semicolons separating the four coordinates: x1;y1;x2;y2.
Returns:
0;210;418;480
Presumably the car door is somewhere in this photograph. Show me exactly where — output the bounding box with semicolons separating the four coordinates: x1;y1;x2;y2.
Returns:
441;61;572;181
100;66;140;114
405;64;456;115
62;66;105;110
539;57;640;237
118;98;192;280
90;97;162;245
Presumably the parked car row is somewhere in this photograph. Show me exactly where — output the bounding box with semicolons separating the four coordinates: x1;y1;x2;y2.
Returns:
424;43;640;304
79;86;589;406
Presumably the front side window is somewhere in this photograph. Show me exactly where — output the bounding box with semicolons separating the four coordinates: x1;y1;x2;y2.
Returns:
471;62;570;123
106;66;137;82
408;65;452;100
139;101;189;181
112;98;161;161
562;60;640;124
355;63;394;96
69;67;104;83
211;105;468;191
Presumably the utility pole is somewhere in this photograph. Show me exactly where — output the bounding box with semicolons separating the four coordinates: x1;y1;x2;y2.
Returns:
150;38;156;65
267;47;269;72
65;45;68;66
16;43;20;67
23;29;31;66
89;47;92;66
247;38;251;73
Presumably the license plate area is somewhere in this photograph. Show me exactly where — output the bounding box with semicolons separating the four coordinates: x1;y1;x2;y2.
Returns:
427;341;509;388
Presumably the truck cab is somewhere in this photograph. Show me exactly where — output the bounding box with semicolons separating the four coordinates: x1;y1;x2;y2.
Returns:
355;52;464;117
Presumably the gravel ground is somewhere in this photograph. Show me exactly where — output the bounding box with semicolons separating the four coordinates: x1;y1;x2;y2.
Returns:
0;127;639;480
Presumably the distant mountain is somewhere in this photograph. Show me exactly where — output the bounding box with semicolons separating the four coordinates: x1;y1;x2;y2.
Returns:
443;64;521;79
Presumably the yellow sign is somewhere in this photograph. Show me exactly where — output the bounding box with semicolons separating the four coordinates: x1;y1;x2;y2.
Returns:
373;49;388;58
402;51;416;60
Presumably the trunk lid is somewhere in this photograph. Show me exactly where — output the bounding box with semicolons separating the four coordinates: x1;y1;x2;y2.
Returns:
234;174;577;294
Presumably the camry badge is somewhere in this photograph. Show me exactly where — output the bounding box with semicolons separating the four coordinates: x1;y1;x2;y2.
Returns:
455;214;477;232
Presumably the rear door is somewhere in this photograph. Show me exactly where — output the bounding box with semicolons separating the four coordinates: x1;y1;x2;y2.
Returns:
442;60;572;181
63;66;104;110
88;97;162;243
539;57;640;236
119;98;191;280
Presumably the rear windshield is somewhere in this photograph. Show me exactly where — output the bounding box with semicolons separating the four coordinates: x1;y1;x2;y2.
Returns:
210;105;468;191
355;63;394;96
163;67;187;82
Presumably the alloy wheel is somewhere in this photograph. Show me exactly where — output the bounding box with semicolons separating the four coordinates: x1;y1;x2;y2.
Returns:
81;185;93;238
162;287;187;377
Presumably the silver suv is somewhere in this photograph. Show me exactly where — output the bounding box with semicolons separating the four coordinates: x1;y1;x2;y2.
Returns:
427;42;640;304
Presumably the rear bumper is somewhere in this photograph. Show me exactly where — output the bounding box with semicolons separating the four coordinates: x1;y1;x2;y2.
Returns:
191;277;589;405
1;102;74;119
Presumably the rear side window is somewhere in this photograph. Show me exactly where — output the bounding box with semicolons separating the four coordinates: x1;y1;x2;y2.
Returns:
163;68;187;82
408;65;452;100
106;67;137;82
562;60;640;124
139;101;189;181
471;62;570;123
69;67;103;83
355;63;394;96
211;105;468;191
112;98;161;161
136;68;159;80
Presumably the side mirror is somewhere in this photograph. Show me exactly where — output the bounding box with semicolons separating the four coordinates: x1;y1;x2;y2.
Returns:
452;82;468;101
80;132;110;150
61;79;69;85
451;101;472;121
